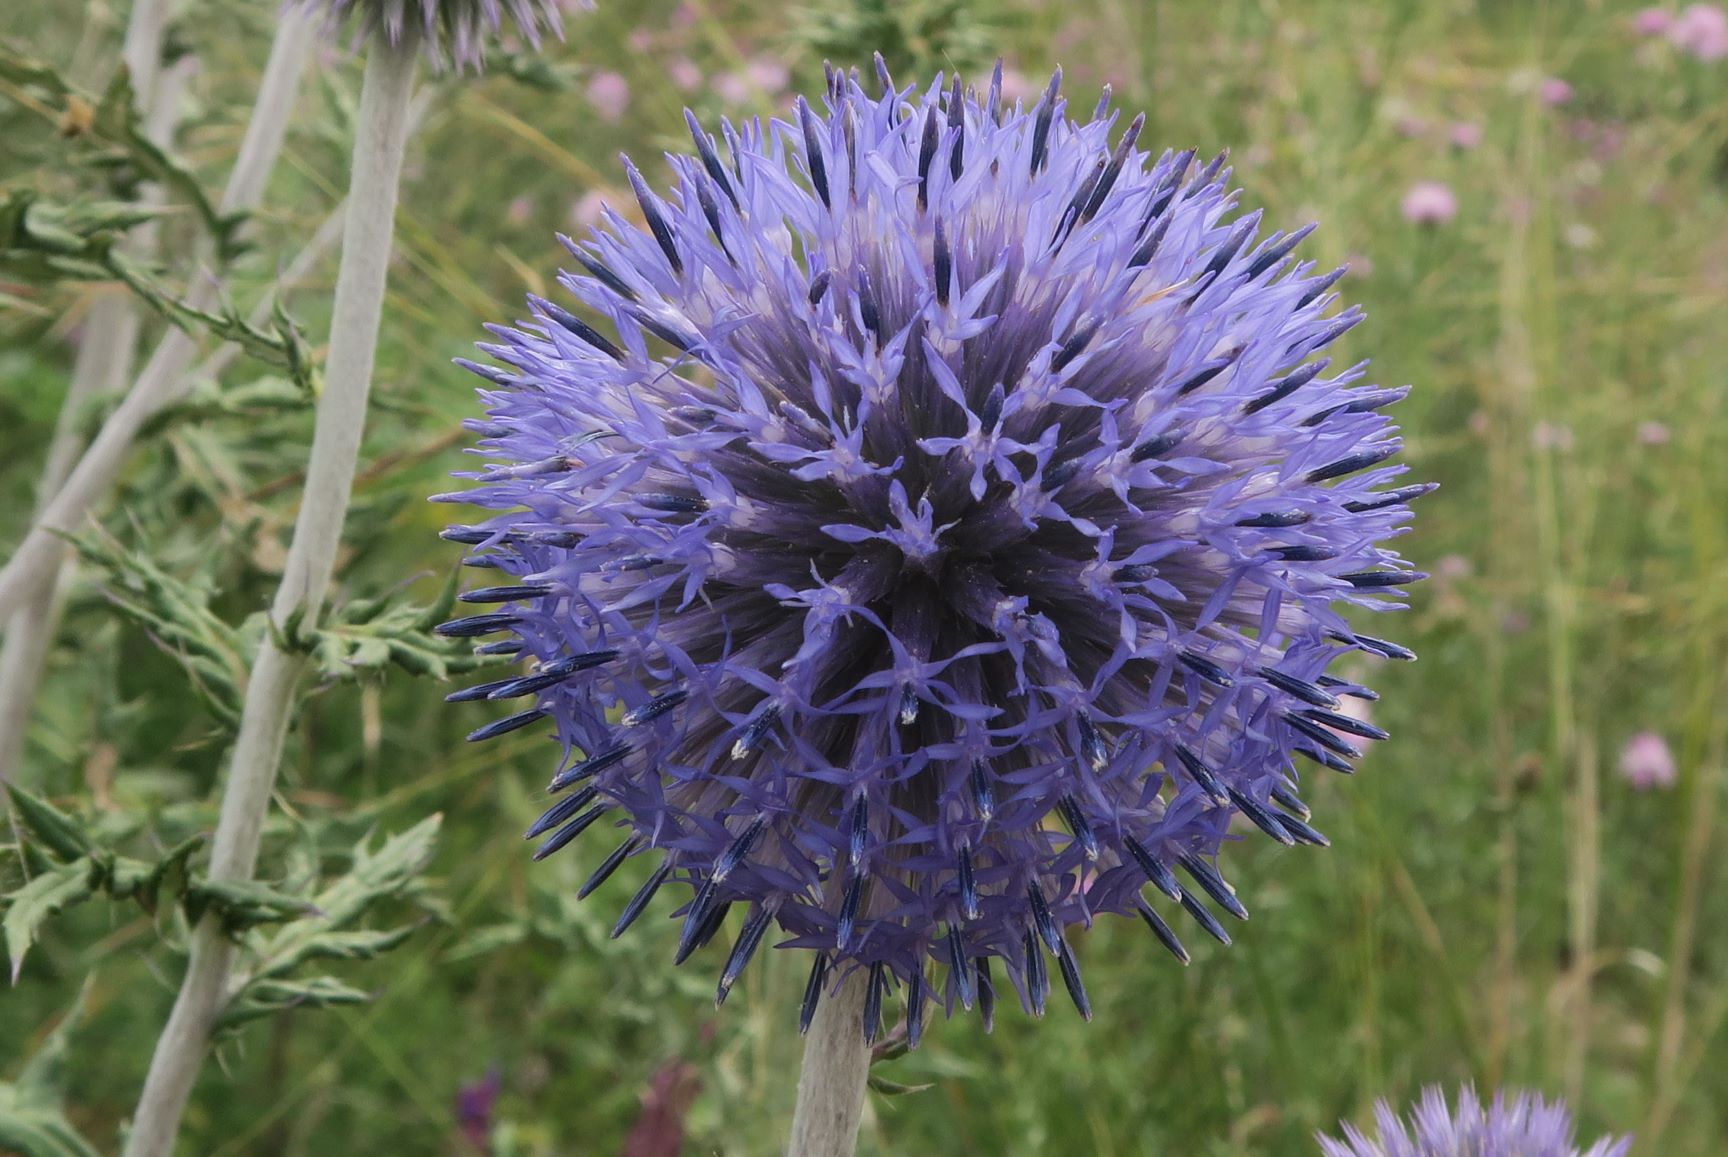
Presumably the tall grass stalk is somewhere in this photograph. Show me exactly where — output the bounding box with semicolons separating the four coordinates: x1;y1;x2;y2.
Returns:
123;32;420;1157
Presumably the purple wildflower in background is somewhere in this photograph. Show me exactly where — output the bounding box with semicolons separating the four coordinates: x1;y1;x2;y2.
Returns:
454;1065;502;1150
293;0;581;71
436;62;1427;1038
1320;1085;1631;1157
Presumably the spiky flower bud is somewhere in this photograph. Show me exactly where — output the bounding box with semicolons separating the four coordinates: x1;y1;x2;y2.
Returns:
1320;1086;1631;1157
437;63;1428;1037
293;0;578;71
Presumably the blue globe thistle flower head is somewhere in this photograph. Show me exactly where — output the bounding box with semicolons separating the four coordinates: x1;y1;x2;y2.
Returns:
437;61;1430;1040
292;0;579;72
1320;1086;1632;1157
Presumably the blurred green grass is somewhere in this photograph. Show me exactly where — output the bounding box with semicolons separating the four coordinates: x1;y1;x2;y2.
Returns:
3;0;1727;1153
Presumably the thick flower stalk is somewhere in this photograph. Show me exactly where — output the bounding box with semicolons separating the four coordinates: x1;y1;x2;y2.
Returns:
1320;1086;1632;1157
292;0;575;71
441;63;1428;1043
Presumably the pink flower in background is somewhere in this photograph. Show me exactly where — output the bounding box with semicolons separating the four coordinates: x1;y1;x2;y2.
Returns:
1637;420;1672;445
745;55;790;94
586;70;631;123
998;67;1041;104
1402;181;1458;225
667;57;702;92
1395;115;1430;139
506;196;535;226
1633;7;1674;35
1539;77;1573;106
1669;4;1728;59
569;189;608;229
1619;731;1678;790
1433;554;1473;581
1449;121;1484;149
712;71;750;104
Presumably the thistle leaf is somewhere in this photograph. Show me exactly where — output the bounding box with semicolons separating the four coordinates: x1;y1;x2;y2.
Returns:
3;862;96;983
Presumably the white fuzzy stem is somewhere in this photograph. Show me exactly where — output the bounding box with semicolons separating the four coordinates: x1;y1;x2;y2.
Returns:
0;25;194;786
122;37;419;1157
120;0;168;110
789;971;872;1157
0;9;316;621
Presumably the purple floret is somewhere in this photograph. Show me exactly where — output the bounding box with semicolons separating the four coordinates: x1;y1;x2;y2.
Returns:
293;0;576;71
1320;1085;1632;1157
438;62;1428;1038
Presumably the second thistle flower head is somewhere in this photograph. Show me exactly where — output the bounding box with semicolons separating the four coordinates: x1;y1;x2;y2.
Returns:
295;0;577;71
439;62;1428;1038
1320;1085;1632;1157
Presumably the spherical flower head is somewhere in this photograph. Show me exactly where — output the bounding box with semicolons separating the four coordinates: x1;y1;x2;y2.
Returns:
437;62;1428;1035
292;0;578;72
1320;1085;1631;1157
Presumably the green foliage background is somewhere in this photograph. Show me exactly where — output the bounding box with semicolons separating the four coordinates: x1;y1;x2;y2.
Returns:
3;1;1726;1153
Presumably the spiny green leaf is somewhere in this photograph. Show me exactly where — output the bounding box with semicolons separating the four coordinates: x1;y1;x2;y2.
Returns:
106;836;204;915
182;878;312;932
69;529;251;725
216;975;373;1030
3;861;96;983
0;45;239;258
90;63;244;257
304;582;494;683
5;788;91;862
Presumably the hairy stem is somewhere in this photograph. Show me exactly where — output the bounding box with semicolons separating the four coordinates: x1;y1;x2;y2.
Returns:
0;8;316;620
119;0;168;107
789;971;872;1157
121;35;419;1157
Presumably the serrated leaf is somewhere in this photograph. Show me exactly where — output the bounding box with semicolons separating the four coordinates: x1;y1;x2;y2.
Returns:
254;925;417;980
89;60;241;256
216;975;373;1030
106;836;203;914
5;788;91;861
69;530;251;725
306;577;492;684
3;862;96;982
183;878;312;932
231;817;443;1016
